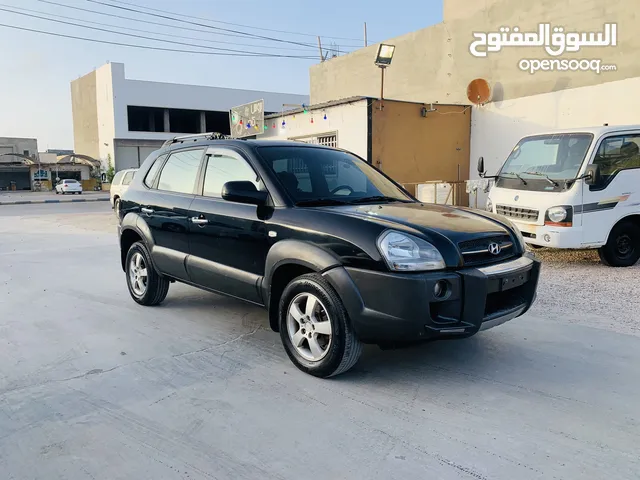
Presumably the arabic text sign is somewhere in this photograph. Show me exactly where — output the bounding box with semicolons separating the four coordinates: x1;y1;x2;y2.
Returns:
229;99;265;139
470;23;617;58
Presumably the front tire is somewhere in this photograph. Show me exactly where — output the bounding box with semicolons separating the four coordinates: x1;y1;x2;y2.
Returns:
598;221;640;267
279;274;362;378
125;241;170;305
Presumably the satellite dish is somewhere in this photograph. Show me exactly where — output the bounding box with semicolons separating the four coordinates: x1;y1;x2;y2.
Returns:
467;78;492;105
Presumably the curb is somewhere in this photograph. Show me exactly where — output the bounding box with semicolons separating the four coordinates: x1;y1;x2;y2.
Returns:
0;197;110;206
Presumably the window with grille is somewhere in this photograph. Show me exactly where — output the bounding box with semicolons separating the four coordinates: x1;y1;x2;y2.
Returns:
289;133;338;175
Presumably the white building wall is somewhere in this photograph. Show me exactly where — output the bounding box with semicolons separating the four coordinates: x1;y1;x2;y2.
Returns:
469;76;640;205
261;99;369;159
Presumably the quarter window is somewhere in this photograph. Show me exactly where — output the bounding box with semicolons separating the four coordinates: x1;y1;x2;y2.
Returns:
202;152;261;198
594;134;640;177
122;171;135;185
143;154;166;188
157;149;204;194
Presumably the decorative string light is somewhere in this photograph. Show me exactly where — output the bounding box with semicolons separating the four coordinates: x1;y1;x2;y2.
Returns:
282;119;286;128
323;111;327;120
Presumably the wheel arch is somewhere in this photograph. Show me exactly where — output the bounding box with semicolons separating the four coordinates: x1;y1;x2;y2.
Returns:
119;214;155;272
264;240;342;332
605;214;640;243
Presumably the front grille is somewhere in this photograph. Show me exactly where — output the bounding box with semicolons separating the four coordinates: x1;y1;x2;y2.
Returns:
496;204;539;222
459;235;515;266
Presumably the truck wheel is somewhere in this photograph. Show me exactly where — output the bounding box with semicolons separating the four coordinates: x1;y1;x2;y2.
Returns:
279;274;362;378
598;221;640;267
125;241;169;305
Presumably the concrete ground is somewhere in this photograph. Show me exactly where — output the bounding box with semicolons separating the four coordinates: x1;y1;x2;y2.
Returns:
1;202;639;480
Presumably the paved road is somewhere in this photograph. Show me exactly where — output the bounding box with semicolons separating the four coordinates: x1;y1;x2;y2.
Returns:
1;203;639;479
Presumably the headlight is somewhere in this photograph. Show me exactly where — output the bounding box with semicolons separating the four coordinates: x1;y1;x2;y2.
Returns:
377;231;445;271
547;206;567;223
486;197;493;212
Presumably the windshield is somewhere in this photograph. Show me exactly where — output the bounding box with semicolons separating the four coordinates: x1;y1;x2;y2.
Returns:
500;133;593;181
257;146;413;205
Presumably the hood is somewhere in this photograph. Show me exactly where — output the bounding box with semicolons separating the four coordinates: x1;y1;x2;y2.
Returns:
324;202;510;243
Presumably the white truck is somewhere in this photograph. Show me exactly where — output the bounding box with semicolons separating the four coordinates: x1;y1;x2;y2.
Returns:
479;125;640;267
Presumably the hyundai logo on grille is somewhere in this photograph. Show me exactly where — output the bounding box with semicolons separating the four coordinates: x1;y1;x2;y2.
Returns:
488;242;502;255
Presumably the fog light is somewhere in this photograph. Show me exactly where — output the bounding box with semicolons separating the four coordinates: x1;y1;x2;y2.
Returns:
543;234;551;243
434;280;448;299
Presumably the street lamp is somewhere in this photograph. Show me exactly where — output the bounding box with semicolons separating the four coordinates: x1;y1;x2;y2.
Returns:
375;44;395;110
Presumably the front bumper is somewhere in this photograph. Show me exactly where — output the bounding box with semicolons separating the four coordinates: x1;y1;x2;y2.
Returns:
513;222;587;248
323;253;541;344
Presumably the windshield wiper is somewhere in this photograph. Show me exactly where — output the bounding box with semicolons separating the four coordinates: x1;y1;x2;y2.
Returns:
295;198;350;207
349;196;412;204
522;171;559;187
501;171;528;185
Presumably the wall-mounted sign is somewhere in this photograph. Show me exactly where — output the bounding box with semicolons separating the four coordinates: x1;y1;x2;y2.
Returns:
33;169;49;180
229;99;265;139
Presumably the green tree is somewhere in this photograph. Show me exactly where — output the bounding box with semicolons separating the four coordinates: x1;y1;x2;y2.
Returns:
106;154;115;183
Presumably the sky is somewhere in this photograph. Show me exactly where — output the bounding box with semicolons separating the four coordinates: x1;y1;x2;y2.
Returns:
0;0;442;150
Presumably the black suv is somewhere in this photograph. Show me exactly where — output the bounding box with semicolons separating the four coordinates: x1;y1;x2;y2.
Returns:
118;134;541;378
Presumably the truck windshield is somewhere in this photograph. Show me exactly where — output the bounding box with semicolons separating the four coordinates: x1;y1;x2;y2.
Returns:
499;133;593;182
257;146;414;205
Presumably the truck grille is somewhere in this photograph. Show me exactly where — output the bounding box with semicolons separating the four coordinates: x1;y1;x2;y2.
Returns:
496;205;539;222
459;235;515;266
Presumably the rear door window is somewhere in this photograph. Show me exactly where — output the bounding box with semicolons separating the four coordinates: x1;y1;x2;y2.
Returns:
112;171;125;185
157;149;204;194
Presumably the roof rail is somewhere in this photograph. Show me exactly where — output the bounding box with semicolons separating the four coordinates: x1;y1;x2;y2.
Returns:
161;132;235;148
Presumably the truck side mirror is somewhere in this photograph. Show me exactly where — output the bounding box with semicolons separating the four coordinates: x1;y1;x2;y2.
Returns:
477;157;485;177
584;164;601;186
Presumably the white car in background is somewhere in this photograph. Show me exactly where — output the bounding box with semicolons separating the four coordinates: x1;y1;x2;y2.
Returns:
55;179;83;195
110;168;137;216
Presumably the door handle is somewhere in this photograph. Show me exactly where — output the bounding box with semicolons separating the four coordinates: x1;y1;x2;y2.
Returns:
191;217;209;225
141;207;154;214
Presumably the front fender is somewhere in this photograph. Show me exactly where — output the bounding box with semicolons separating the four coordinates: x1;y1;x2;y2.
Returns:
262;239;342;296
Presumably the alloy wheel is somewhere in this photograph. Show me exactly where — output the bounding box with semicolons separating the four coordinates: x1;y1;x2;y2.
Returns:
286;292;333;362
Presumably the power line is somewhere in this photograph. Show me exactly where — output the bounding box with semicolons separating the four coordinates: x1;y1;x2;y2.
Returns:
35;0;361;51
0;3;320;52
0;6;317;57
0;23;317;59
106;0;369;42
85;0;320;49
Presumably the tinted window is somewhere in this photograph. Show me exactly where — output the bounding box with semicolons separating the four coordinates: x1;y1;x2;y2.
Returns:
257;146;412;204
64;179;78;184
203;153;261;198
112;171;125;185
157;149;203;194
143;155;166;188
122;171;135;185
594;134;640;177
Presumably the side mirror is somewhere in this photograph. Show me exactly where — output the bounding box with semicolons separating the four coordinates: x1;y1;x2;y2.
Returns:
584;164;601;186
477;156;485;176
222;181;268;206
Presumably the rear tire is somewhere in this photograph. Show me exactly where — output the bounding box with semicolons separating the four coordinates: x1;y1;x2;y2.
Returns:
598;221;640;267
114;198;121;217
279;273;362;378
125;241;169;306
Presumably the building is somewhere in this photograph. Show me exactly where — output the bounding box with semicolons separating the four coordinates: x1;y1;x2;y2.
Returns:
71;62;309;173
261;97;471;200
307;0;638;205
0;137;38;191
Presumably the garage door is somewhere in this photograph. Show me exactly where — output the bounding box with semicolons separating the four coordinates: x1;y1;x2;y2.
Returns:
0;168;30;190
115;146;140;171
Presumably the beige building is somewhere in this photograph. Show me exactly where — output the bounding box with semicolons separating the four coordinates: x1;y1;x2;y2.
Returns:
310;0;637;105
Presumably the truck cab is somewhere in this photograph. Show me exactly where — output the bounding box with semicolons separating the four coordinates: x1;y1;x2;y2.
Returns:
482;125;640;267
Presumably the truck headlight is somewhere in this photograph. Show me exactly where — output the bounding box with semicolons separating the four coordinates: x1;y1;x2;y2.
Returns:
377;231;445;271
547;206;567;223
486;198;493;212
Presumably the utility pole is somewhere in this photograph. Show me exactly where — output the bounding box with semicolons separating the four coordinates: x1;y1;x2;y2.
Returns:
364;22;368;47
317;36;325;62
